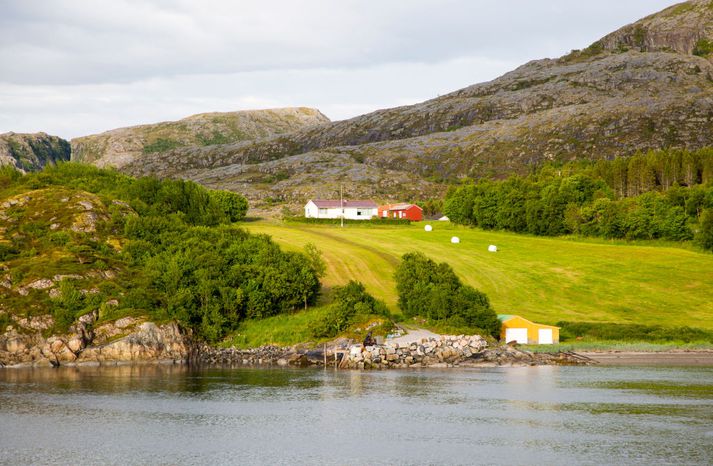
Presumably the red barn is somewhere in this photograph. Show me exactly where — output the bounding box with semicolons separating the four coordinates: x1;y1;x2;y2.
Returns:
378;203;423;221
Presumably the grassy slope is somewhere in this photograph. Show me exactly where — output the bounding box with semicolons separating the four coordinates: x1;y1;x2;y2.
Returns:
244;220;713;330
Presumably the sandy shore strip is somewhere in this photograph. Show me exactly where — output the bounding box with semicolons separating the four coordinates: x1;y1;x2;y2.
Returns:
578;351;713;366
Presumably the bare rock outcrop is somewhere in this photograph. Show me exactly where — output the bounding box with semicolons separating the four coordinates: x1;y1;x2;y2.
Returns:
71;107;330;169
0;311;190;368
599;0;713;57
0;132;70;172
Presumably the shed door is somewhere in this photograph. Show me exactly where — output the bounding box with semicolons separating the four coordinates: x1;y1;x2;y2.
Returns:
538;329;553;345
505;328;528;344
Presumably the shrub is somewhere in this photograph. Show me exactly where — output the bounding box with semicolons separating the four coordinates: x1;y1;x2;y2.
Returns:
394;252;500;337
312;281;389;338
696;208;713;251
210;189;248;222
693;38;713;57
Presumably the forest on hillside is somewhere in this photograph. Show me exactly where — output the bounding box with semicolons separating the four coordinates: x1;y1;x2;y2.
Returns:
444;148;713;250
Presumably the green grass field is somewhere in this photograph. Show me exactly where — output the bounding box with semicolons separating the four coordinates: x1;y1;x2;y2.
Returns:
244;220;713;330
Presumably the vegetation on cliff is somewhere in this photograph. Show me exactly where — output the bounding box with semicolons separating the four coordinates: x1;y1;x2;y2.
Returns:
0;132;70;172
0;164;320;342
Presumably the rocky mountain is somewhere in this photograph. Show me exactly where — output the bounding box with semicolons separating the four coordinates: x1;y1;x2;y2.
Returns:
116;1;713;206
0;132;70;172
71;107;329;169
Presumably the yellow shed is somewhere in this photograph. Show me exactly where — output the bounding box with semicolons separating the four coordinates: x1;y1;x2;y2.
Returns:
498;314;559;345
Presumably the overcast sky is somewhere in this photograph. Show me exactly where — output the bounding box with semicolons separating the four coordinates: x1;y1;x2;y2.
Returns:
0;0;677;139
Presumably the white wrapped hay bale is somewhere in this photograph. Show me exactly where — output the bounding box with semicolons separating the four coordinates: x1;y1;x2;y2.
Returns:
424;224;433;232
451;236;460;244
488;245;497;252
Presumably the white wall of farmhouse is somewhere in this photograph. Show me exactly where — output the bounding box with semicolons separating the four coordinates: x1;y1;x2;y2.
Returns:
304;201;376;220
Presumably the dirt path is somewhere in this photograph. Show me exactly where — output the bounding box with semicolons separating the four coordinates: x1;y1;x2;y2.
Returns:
387;327;441;345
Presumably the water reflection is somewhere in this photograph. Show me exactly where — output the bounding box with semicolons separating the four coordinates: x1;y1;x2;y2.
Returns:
0;365;712;465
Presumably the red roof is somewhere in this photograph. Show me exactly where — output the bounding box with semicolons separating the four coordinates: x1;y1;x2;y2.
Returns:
309;199;377;208
382;203;422;211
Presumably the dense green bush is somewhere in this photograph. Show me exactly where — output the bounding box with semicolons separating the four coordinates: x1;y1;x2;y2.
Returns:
210;189;248;222
697;209;713;251
693;38;713;57
312;281;389;338
394;252;500;337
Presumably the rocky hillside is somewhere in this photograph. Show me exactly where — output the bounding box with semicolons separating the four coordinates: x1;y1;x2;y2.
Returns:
0;132;70;172
71;107;329;168
598;0;713;56
114;1;713;206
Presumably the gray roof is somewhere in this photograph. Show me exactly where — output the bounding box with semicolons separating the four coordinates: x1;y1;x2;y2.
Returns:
309;199;377;208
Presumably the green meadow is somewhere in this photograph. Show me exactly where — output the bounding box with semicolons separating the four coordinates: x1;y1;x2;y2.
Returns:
244;220;713;330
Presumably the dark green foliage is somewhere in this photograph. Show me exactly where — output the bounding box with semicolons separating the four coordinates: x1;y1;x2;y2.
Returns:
197;131;232;146
142;138;183;154
693;38;713;57
394;252;500;337
558;321;713;343
445;148;713;245
51;281;103;333
0;243;19;261
312;281;389;338
209;189;248;222
632;25;647;48
696;209;713;251
0;312;11;332
0;165;22;189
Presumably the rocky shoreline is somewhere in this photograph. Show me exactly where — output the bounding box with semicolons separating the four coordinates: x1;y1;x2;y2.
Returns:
1;316;592;369
0;314;190;368
195;334;594;369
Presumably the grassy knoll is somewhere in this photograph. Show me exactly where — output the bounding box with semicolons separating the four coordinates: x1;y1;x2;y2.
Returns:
243;220;713;330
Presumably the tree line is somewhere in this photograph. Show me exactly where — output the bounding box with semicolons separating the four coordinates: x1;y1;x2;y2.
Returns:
444;148;713;249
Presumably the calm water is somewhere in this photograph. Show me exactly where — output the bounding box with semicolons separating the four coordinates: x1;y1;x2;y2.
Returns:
1;365;712;465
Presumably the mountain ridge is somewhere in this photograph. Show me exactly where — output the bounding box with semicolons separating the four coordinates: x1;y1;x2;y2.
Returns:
116;0;713;206
70;107;330;168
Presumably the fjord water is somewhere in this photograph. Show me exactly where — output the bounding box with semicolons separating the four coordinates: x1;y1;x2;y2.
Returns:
1;366;711;465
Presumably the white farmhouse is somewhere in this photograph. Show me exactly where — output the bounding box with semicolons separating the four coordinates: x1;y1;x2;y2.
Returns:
304;199;378;220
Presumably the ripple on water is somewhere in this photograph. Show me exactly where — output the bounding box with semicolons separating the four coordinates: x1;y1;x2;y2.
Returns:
0;365;712;465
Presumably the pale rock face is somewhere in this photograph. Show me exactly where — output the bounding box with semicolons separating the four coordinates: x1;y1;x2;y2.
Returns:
0;308;190;367
71;107;330;169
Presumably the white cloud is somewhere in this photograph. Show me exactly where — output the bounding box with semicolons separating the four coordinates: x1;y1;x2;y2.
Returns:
0;0;678;138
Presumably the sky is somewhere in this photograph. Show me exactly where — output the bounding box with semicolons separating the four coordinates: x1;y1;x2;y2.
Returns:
0;0;678;139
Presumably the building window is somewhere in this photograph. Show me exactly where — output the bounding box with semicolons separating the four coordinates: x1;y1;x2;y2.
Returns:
318;208;327;216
